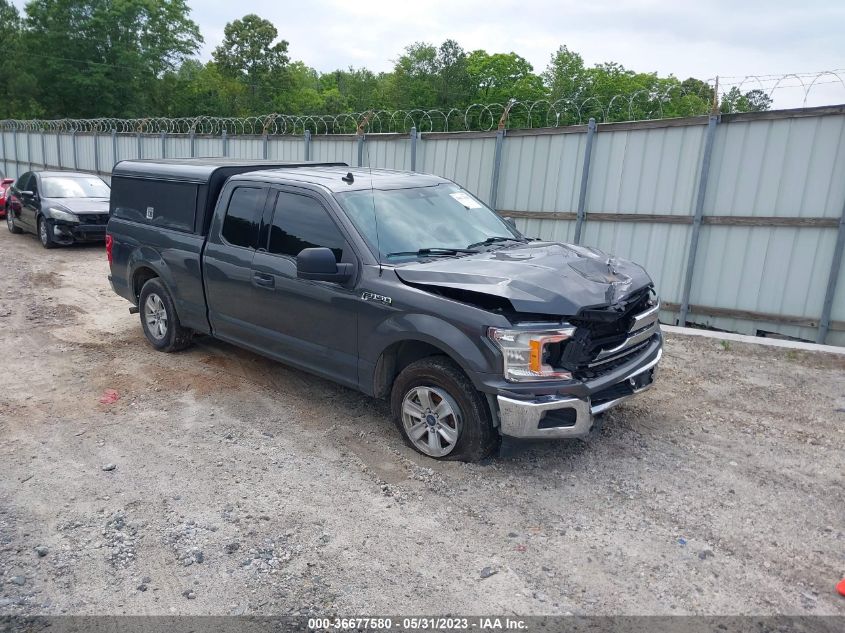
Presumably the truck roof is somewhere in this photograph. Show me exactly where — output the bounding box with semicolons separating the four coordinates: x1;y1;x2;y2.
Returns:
235;166;449;192
112;159;348;183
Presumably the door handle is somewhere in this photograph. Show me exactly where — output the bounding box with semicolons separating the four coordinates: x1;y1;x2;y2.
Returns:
253;272;275;289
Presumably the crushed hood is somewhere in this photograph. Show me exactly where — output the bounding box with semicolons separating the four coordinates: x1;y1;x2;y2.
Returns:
46;197;110;214
394;241;653;316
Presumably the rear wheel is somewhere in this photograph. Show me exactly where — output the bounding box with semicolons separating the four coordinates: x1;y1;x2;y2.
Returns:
38;217;55;248
390;356;498;462
6;207;22;234
138;278;192;352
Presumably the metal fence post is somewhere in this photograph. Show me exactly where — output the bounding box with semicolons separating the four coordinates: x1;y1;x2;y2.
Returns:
304;129;311;161
111;129;118;168
679;114;720;326
357;134;365;167
262;133;268;159
161;132;166;159
40;130;46;169
71;130;78;169
136;132;142;159
12;129;18;177
489;129;505;209
92;130;100;174
0;129;6;177
410;126;417;172
574;118;597;244
26;132;31;172
190;131;195;158
817;198;845;344
222;128;228;157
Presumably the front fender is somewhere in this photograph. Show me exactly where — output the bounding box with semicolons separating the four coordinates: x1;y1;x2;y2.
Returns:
363;313;498;394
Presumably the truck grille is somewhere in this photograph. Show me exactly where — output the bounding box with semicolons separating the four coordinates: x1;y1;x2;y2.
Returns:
79;213;110;225
548;287;659;379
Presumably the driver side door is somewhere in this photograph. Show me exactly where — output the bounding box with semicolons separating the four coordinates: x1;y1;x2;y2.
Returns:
249;188;360;388
11;172;33;231
21;173;41;229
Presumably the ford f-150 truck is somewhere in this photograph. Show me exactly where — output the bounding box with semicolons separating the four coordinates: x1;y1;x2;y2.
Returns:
107;158;662;461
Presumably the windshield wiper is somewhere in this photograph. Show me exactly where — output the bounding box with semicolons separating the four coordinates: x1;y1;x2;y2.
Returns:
465;236;528;249
385;247;478;259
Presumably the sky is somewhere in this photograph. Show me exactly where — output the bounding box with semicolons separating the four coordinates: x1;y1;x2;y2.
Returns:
190;0;845;108
11;0;845;109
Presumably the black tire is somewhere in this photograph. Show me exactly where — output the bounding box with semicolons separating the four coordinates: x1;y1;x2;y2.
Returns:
390;356;498;462
138;278;193;352
6;206;22;234
38;216;55;248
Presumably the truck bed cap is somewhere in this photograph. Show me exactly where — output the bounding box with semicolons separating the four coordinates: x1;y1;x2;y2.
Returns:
112;159;347;184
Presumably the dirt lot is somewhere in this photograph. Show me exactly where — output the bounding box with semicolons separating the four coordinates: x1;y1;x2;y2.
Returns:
0;227;843;617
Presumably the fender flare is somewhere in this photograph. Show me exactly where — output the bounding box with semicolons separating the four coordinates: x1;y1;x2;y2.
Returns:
365;313;492;394
126;247;176;303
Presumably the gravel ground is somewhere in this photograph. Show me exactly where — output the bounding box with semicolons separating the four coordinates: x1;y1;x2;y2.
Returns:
0;227;843;617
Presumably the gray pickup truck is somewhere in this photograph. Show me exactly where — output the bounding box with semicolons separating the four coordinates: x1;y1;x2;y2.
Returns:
107;159;662;461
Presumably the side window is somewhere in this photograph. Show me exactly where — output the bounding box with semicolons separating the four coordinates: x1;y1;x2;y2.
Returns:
221;187;265;249
29;176;38;194
16;173;31;191
268;192;346;261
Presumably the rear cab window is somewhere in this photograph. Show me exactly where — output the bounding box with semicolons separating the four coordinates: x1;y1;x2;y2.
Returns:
220;186;267;249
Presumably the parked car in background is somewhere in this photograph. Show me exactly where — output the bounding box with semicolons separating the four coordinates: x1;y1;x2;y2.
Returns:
107;159;663;462
0;177;13;219
6;171;111;247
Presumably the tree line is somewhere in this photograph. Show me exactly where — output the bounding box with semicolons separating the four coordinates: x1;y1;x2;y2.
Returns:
0;0;772;127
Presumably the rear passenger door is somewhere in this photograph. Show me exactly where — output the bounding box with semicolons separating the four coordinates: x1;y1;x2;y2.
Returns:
249;188;360;387
203;184;269;349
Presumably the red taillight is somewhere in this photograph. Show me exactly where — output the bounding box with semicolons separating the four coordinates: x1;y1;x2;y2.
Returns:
105;234;113;265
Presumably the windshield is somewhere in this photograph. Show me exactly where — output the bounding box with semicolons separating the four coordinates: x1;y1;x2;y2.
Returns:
42;176;110;199
336;184;522;261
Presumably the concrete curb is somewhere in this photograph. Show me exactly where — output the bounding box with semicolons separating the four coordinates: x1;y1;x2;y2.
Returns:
661;324;845;356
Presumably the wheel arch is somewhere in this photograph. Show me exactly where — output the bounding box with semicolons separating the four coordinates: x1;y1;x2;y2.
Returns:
126;247;177;305
368;315;492;398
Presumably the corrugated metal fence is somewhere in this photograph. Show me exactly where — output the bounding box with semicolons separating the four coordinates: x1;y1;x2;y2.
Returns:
1;104;844;346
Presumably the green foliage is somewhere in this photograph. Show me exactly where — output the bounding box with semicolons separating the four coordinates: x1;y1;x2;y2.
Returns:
212;14;289;113
720;87;773;114
1;9;773;126
15;0;202;118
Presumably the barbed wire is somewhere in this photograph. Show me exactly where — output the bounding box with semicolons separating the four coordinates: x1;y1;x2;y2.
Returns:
707;70;845;103
1;71;843;134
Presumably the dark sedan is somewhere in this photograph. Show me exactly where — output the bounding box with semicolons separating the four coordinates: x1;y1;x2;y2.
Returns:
6;171;110;248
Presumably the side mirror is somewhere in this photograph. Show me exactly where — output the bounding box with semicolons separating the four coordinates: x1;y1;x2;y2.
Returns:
19;190;34;198
296;247;352;283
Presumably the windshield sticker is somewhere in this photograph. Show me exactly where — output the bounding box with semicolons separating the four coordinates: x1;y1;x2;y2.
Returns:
450;192;482;209
146;207;154;220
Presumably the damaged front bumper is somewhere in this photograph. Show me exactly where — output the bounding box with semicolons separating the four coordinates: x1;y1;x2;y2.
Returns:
496;344;661;438
51;221;107;244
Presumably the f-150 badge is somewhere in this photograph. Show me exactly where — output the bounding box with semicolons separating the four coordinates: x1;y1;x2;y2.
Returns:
361;291;392;305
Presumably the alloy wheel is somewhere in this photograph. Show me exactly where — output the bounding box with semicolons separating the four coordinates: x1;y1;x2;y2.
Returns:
144;293;168;340
401;385;462;457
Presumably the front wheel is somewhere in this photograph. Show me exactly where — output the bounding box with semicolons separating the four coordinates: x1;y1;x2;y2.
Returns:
138;278;193;352
390;356;498;462
7;207;22;234
38;217;55;248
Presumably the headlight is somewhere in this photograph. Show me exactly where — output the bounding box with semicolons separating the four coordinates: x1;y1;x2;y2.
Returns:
488;326;575;382
48;207;78;222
